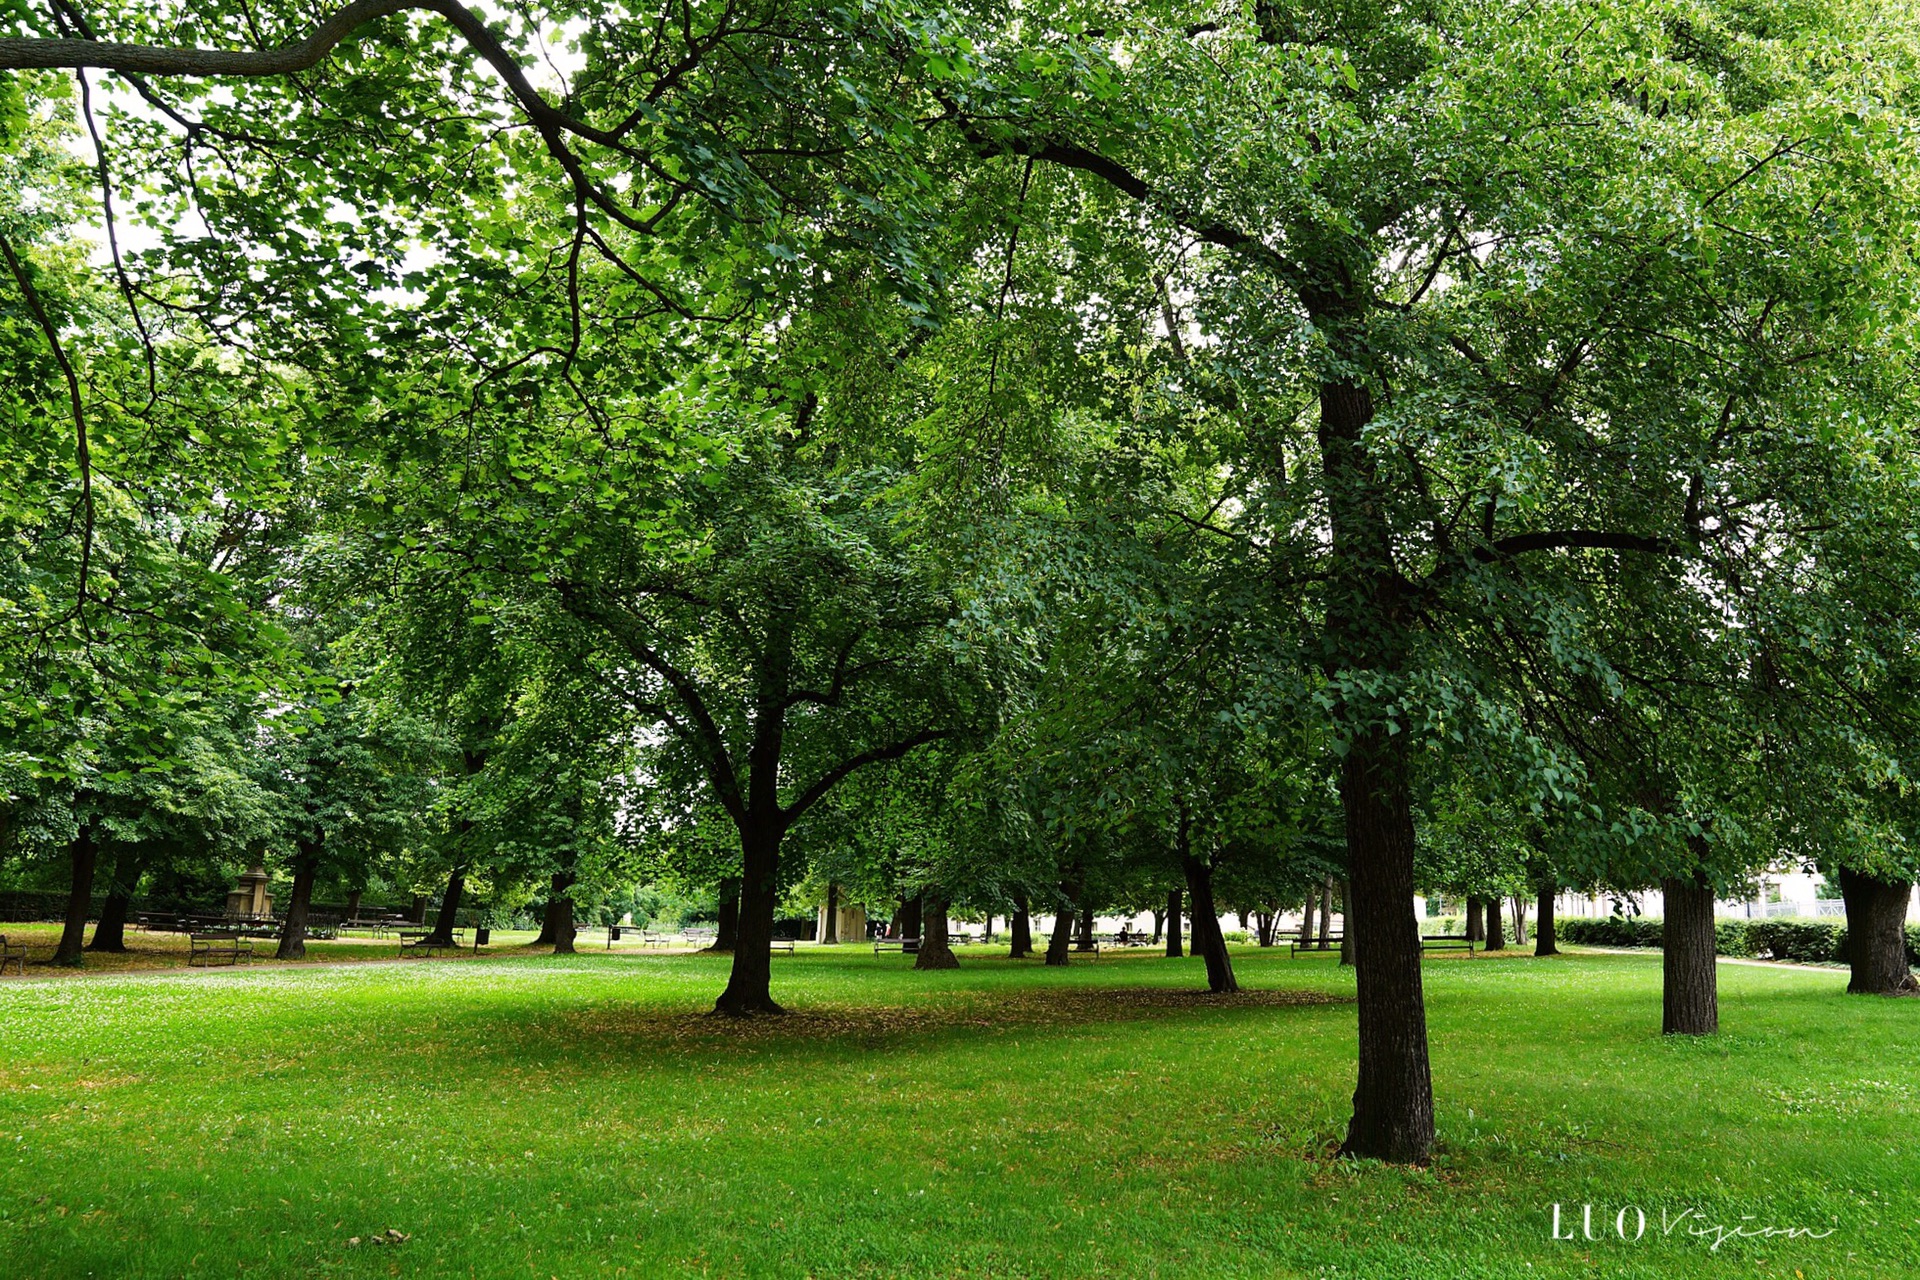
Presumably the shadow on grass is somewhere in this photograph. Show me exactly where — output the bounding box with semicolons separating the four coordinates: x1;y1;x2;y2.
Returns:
544;985;1351;1060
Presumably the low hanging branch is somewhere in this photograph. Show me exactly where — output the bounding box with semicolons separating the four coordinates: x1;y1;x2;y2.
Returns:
2;235;95;631
3;0;494;78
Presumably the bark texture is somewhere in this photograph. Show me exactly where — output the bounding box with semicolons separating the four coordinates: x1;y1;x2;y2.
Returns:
914;893;959;970
1661;874;1719;1035
1484;896;1505;951
1839;866;1917;996
275;848;320;960
1165;888;1183;957
53;823;98;967
1179;849;1238;994
1334;731;1433;1164
1533;886;1558;957
1009;892;1033;958
1465;895;1483;943
423;866;466;946
714;819;782;1015
86;847;139;953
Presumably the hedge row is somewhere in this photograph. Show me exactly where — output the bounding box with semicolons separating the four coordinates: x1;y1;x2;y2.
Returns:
1556;915;1920;964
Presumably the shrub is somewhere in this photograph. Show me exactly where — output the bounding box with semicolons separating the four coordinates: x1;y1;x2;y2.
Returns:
1714;920;1754;957
1557;916;1663;948
1746;920;1841;963
1429;915;1464;937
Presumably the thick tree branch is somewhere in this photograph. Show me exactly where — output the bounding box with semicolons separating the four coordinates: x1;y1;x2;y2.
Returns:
1479;530;1688;560
782;728;951;824
2;235;93;631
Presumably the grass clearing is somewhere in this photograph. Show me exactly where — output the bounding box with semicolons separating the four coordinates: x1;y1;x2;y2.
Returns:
1;946;1913;1278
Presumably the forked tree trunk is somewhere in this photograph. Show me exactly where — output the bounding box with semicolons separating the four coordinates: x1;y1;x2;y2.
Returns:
1661;873;1719;1035
276;847;320;960
1838;866;1917;996
1074;904;1096;952
424;866;465;946
1510;894;1526;946
1179;850;1238;994
1165;888;1183;957
1485;896;1505;951
713;876;741;951
714;816;783;1015
1335;730;1433;1164
86;846;139;954
1009;892;1033;958
823;882;839;944
1465;895;1483;942
914;892;959;970
1533;886;1558;957
1255;911;1275;947
53;823;99;967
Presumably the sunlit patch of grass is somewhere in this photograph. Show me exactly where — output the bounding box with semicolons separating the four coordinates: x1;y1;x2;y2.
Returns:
0;945;1913;1278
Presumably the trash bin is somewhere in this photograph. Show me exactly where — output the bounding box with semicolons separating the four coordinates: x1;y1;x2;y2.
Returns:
475;927;491;946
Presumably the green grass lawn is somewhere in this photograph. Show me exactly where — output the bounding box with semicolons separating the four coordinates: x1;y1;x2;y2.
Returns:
1;946;1913;1279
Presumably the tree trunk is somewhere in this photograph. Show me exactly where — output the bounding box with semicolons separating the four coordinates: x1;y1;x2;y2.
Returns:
713;875;741;951
53;823;98;967
423;866;465;946
550;885;577;955
1510;894;1526;946
275;847;320;960
1533;886;1558;957
344;888;363;921
1338;878;1354;968
1045;879;1080;966
914;892;959;970
1485;895;1505;951
823;881;839;944
1318;879;1333;949
1255;911;1275;947
86;846;138;954
1298;887;1316;947
898;892;924;941
1166;888;1184;957
1178;840;1238;994
1074;904;1096;952
1838;866;1917;996
409;893;428;924
534;870;568;945
1150;908;1165;944
1009;891;1033;958
1661;873;1719;1035
1334;730;1434;1164
714;814;783;1016
1465;895;1483;942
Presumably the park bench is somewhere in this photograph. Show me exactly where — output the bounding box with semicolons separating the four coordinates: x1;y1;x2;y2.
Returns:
189;934;252;967
873;937;921;955
397;928;463;957
1289;933;1342;957
1421;935;1477;954
0;934;26;975
769;938;796;954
